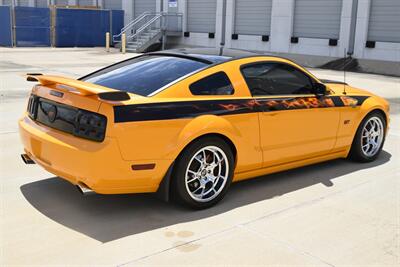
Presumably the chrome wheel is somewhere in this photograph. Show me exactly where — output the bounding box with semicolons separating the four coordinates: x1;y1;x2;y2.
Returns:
361;116;384;157
185;146;229;202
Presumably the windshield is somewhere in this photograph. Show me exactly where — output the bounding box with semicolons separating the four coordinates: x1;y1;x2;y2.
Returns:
82;55;209;96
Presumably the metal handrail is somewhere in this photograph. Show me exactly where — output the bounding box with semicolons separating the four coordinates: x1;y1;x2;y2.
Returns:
128;12;183;39
113;12;158;42
113;12;183;51
120;12;148;33
128;14;163;42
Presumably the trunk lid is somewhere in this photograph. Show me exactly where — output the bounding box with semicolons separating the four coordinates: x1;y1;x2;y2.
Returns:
26;75;141;142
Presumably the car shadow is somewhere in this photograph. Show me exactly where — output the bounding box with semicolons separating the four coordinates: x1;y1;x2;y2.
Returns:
20;151;391;243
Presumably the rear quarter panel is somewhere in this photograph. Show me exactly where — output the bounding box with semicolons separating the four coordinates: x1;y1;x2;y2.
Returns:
107;110;262;176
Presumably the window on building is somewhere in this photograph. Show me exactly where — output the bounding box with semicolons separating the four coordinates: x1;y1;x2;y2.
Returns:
241;63;314;96
189;72;234;95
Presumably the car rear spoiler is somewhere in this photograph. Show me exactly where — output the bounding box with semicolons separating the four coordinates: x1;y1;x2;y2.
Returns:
26;74;131;101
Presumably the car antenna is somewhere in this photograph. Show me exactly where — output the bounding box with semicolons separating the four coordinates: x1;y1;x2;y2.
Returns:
343;48;347;95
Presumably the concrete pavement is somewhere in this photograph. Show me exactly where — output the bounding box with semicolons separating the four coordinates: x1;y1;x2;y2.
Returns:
0;47;399;266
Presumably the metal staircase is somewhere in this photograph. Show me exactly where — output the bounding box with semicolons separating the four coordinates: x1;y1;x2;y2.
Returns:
113;12;182;53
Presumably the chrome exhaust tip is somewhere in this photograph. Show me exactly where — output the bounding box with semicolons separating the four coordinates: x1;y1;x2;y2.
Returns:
76;183;95;196
21;154;35;164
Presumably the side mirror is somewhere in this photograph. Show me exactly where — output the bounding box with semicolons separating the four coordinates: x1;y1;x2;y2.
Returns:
313;83;327;97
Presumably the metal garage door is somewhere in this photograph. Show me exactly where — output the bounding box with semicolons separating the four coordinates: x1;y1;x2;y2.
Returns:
234;0;272;35
134;0;156;18
103;0;122;10
293;0;342;39
367;0;400;43
2;0;12;5
35;0;48;8
1;0;12;5
54;0;69;6
78;0;93;7
16;0;29;6
187;0;216;33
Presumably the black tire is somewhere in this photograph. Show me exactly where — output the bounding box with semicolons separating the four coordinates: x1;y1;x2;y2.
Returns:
171;137;234;209
348;111;386;162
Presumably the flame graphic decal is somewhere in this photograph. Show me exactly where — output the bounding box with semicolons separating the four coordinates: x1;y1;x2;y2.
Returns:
340;96;358;106
114;96;369;123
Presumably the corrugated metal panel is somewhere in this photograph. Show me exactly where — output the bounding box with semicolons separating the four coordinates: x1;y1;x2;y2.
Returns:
187;0;216;33
234;0;272;35
293;0;342;39
103;0;122;10
368;0;400;43
78;0;93;7
54;0;69;6
35;0;48;8
17;0;30;6
2;0;12;5
134;0;156;17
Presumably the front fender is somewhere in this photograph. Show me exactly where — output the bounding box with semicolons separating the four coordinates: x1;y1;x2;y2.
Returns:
354;96;390;129
337;95;390;153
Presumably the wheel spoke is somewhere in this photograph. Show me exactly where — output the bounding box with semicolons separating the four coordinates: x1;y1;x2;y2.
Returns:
203;186;214;197
188;170;197;175
193;185;204;194
362;129;369;137
187;175;198;184
210;157;224;170
370;139;377;148
194;155;203;165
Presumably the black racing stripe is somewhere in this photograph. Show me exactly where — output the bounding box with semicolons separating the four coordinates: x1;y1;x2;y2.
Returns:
331;96;344;106
114;96;370;123
351;96;370;105
114;99;255;123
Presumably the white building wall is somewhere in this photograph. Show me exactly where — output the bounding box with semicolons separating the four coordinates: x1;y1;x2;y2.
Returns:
268;0;294;53
227;0;353;58
173;0;219;48
285;0;352;58
122;0;133;25
226;0;272;52
353;0;400;62
166;0;398;63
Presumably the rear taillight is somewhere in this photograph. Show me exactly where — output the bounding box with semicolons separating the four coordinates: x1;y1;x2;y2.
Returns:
27;94;107;142
27;95;38;119
74;111;107;142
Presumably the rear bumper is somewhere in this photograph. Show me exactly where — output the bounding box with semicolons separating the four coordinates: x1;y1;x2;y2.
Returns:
19;115;172;194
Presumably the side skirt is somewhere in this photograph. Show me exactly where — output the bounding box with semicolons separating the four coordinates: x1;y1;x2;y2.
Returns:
233;150;348;182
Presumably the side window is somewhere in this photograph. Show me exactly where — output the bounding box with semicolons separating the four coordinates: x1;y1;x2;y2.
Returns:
241;63;314;96
189;72;235;95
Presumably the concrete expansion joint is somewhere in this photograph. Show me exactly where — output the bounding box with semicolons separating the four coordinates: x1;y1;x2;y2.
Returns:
240;181;372;227
116;226;237;267
237;224;336;267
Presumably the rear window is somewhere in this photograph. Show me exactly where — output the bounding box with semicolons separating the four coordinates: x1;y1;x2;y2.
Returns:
81;55;208;96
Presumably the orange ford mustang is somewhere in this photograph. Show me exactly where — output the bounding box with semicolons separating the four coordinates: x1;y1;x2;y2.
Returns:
19;48;390;208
